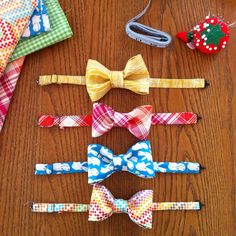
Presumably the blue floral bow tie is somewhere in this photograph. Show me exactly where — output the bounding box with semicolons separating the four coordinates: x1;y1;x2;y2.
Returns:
88;140;155;183
35;140;201;183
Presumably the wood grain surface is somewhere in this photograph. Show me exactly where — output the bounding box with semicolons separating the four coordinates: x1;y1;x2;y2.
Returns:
0;0;236;235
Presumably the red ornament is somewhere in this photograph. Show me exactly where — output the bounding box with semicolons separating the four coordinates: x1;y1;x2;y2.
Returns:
176;16;230;54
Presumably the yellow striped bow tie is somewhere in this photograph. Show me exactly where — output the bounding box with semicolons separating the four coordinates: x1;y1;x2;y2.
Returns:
38;54;207;102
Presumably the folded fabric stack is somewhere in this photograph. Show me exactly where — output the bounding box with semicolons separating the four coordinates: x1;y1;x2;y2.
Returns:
0;0;73;132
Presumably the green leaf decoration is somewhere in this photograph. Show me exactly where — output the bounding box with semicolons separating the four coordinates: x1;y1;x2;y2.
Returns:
200;24;226;46
187;31;194;42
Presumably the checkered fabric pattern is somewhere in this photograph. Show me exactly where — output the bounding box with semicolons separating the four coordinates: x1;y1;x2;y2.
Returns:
0;0;36;76
31;184;202;229
0;57;25;132
88;184;153;229
10;0;73;61
32;203;90;213
37;103;199;139
152;202;201;211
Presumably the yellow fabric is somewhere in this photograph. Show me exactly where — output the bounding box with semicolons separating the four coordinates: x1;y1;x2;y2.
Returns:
85;55;150;101
38;55;206;101
149;78;205;88
38;75;86;85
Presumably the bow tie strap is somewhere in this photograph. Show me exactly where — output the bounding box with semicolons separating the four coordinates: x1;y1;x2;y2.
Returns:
38;75;206;89
30;184;202;229
31;201;201;213
34;140;202;180
38;75;86;86
37;55;208;102
31;203;90;213
38;115;92;128
149;78;206;88
35;162;88;175
35;161;201;176
37;112;199;128
151;112;199;125
152;202;201;211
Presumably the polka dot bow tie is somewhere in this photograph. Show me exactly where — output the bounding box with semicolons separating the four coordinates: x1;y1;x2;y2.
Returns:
35;140;202;184
38;54;208;102
38;103;201;140
31;184;202;229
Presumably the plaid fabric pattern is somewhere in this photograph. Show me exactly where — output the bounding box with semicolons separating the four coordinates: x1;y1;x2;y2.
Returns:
37;103;199;139
38;115;92;128
0;57;25;132
92;103;153;140
88;184;153;229
10;0;73;61
152;112;198;125
0;0;36;76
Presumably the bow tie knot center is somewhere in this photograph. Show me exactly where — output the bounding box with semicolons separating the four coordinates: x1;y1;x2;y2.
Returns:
109;71;124;88
113;199;128;213
113;154;128;171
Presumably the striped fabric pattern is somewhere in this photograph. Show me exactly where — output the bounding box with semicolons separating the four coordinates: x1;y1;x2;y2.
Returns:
38;55;206;102
86;54;150;101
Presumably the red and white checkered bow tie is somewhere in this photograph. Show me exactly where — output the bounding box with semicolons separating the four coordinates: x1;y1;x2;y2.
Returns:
38;103;199;140
92;103;152;140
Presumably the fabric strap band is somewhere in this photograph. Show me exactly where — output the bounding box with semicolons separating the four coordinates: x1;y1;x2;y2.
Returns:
37;112;199;128
31;201;201;213
35;161;201;175
38;75;206;88
125;0;172;48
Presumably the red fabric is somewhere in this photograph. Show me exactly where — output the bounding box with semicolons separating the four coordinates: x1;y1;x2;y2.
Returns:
0;57;25;132
37;103;198;140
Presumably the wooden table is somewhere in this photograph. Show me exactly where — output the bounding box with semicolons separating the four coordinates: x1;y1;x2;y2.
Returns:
1;0;236;235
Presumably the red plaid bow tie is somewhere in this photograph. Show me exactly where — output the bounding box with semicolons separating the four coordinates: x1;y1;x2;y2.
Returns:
38;103;199;140
92;103;153;140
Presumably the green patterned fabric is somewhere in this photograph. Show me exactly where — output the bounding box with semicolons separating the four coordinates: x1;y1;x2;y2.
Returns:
10;0;73;61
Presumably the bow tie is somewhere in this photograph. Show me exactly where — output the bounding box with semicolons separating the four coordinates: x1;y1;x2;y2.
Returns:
89;184;153;228
31;184;202;229
35;140;201;183
38;55;207;102
37;103;200;140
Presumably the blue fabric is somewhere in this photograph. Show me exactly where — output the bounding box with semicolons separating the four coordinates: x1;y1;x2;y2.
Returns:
154;162;200;174
35;162;88;175
34;140;201;183
88;141;155;184
21;0;51;39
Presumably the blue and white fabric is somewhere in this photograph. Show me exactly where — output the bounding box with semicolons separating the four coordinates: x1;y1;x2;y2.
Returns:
21;0;51;39
35;140;201;184
87;141;156;183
